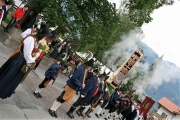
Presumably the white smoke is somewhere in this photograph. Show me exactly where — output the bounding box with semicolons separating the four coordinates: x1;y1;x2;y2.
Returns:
103;29;144;71
133;60;180;96
103;29;180;98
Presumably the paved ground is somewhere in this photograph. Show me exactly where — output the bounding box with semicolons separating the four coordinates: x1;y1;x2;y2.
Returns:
0;27;110;120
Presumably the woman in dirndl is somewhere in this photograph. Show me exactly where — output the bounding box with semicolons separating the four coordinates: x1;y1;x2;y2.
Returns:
0;23;52;99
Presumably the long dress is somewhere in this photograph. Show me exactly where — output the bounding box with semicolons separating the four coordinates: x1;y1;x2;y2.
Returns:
0;36;37;99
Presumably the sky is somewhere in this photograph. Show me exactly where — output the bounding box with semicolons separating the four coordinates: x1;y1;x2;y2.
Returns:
108;0;180;67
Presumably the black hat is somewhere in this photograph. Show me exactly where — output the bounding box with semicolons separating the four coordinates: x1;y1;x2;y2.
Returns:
85;59;94;67
115;88;122;92
36;24;52;37
49;30;56;41
93;69;99;74
99;73;107;78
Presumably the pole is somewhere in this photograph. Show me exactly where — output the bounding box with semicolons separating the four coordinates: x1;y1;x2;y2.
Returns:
83;94;103;119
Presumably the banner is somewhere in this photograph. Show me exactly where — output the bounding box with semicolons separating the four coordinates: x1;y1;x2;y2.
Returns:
139;96;155;117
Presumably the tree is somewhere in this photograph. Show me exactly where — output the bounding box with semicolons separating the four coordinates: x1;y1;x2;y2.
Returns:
123;0;174;27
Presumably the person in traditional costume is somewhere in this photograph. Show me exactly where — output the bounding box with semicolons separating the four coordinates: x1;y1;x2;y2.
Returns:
95;90;110;118
48;59;94;118
33;61;62;98
104;88;121;120
81;73;107;118
0;24;52;99
66;69;99;119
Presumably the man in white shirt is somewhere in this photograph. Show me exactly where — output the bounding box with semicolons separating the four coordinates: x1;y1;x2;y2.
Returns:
0;0;5;24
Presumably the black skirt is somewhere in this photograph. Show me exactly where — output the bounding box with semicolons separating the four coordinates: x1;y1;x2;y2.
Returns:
0;52;26;99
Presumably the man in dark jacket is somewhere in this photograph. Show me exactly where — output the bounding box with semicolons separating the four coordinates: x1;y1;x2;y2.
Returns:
82;73;107;118
48;59;94;118
66;69;99;119
104;88;122;120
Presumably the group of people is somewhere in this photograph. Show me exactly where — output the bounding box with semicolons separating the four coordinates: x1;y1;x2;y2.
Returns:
0;0;12;24
30;54;146;120
0;1;151;120
0;0;40;34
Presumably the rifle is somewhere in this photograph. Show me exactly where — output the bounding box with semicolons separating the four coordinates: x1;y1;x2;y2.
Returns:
83;94;103;119
82;68;88;88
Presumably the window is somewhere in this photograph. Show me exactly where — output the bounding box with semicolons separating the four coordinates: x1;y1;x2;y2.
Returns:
161;112;167;118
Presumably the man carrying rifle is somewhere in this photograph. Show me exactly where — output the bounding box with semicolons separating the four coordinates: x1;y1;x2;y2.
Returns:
66;68;99;119
83;73;108;118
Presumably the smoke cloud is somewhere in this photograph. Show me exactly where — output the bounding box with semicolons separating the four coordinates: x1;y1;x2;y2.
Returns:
103;29;180;98
103;29;145;71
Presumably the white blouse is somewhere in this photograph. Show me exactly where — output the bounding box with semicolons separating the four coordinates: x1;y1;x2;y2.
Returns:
21;28;32;38
23;36;35;63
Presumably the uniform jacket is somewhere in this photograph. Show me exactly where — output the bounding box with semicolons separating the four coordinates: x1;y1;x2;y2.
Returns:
66;64;85;91
45;63;60;80
12;8;25;19
92;81;105;101
81;75;98;101
102;89;109;101
109;91;120;106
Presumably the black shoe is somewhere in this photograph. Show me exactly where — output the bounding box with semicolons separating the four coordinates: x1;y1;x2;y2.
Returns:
54;111;58;118
48;109;54;117
104;117;108;120
76;110;81;117
95;113;99;118
100;113;102;116
33;92;39;98
38;93;42;98
67;111;74;119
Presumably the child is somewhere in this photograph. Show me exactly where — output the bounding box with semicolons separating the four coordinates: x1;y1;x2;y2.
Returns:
34;61;61;98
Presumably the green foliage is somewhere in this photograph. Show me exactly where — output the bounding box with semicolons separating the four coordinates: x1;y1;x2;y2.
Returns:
124;0;174;27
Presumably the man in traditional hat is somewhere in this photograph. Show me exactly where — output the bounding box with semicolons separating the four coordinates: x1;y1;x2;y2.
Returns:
81;73;107;118
104;88;122;120
66;69;99;119
48;59;94;118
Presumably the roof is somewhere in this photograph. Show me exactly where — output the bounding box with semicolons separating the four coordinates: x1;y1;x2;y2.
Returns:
158;97;180;113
